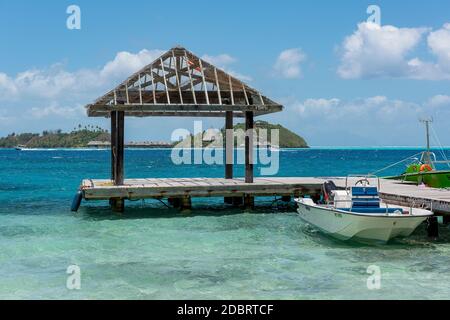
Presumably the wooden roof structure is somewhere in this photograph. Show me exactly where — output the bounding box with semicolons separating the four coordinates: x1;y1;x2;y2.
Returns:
86;46;283;118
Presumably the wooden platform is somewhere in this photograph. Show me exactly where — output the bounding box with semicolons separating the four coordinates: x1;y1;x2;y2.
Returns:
81;177;330;200
80;176;450;214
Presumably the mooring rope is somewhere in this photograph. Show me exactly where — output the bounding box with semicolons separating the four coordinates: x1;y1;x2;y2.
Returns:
369;152;423;176
431;125;450;169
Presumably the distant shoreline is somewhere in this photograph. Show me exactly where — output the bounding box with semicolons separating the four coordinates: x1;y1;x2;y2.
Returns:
1;146;446;151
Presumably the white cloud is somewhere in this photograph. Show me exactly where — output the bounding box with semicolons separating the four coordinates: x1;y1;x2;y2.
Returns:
427;23;450;73
273;48;306;79
295;98;340;115
0;49;165;136
275;95;450;145
100;49;164;79
0;73;18;97
30;103;85;119
0;49;164;103
201;54;236;66
338;22;428;79
338;22;450;80
426;94;450;107
292;96;422;122
201;53;252;81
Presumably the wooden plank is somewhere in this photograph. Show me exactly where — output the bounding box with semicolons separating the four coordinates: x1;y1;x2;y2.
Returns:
214;67;222;105
228;75;235;105
160;57;171;104
172;50;184;104
184;50;197;104
198;59;210;105
150;64;156;104
138;74;143;104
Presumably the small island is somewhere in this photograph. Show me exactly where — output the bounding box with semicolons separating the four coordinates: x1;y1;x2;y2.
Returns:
0;125;110;148
180;121;308;148
231;121;308;148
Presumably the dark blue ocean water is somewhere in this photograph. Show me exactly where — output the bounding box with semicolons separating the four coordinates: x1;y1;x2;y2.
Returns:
1;148;450;299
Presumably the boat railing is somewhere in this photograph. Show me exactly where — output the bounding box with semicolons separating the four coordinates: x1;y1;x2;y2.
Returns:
419;151;437;165
345;174;380;191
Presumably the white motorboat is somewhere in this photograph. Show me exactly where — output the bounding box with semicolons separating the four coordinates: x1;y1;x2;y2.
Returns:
14;145;27;150
295;175;433;242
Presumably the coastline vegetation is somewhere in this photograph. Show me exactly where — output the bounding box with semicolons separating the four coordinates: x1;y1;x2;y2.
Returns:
0;121;308;149
0;125;110;148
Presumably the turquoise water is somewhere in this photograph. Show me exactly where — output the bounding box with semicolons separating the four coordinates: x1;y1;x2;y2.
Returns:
1;148;450;299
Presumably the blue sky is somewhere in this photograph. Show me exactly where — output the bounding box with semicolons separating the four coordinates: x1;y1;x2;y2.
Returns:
0;0;449;146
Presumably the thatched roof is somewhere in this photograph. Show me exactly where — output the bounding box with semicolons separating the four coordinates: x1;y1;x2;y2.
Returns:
86;46;283;118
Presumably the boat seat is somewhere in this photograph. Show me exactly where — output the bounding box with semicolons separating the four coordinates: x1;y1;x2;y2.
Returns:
338;207;403;214
351;186;380;208
351;186;378;196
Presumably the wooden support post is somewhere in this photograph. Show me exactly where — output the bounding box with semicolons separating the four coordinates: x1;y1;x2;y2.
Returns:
110;111;125;213
244;194;254;210
111;198;124;213
427;216;439;239
224;111;234;204
168;197;181;209
109;111;117;208
443;215;450;225
110;111;117;182
232;196;244;207
225;111;234;179
245;111;254;184
180;196;192;211
115;111;125;186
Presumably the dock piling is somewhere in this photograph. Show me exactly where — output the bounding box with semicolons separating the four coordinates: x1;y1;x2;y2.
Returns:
111;198;125;213
244;195;254;209
426;216;439;239
180;196;192;212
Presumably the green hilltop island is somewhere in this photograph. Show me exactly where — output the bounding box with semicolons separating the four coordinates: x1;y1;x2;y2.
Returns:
180;120;308;148
0;121;308;149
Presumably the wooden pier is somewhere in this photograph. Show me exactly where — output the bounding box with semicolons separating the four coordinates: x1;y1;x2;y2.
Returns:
76;46;450;220
81;46;284;212
80;177;450;215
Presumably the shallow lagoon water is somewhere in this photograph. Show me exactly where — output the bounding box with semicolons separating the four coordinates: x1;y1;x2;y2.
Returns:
1;148;450;299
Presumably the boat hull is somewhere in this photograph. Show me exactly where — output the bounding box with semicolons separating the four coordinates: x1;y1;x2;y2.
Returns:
385;170;450;188
296;200;430;242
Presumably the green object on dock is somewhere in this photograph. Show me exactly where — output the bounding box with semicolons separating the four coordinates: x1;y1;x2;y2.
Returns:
386;170;450;189
384;119;450;189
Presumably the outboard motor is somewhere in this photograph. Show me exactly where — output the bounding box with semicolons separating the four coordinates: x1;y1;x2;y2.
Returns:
322;180;337;203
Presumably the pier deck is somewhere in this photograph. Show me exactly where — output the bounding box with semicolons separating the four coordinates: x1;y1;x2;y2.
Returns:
81;177;450;214
81;177;328;200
